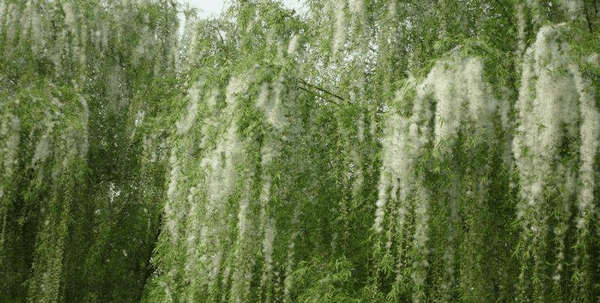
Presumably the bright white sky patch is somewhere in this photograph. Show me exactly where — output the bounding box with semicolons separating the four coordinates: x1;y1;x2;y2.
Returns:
182;0;305;18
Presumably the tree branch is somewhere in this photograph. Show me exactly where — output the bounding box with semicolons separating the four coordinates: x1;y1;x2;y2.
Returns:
583;1;594;32
297;85;340;106
297;78;345;102
208;23;226;46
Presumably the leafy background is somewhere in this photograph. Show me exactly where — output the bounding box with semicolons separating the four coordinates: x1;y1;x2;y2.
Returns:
0;0;599;302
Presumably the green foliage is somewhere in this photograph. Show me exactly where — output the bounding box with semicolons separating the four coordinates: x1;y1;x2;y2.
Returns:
292;257;360;303
1;0;599;302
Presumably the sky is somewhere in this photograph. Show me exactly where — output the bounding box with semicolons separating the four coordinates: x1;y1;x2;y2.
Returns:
182;0;304;18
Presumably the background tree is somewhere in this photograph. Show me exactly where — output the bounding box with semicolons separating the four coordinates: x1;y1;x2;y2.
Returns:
0;0;179;301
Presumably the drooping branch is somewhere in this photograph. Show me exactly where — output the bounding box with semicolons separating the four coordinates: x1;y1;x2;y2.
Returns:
296;78;345;105
208;23;226;46
297;85;340;106
584;1;594;32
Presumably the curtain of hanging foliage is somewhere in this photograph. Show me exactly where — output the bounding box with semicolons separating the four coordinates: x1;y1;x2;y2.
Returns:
1;0;599;302
0;0;178;302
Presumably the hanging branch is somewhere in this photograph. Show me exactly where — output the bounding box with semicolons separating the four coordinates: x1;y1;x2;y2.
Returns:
296;78;345;106
583;1;594;32
297;85;340;106
208;23;226;47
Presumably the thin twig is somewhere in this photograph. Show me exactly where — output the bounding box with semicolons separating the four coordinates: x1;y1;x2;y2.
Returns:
297;78;345;102
297;85;340;106
583;1;594;33
207;23;226;46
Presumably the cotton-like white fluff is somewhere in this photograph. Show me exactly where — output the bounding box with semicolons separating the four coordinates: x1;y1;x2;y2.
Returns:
260;218;276;287
464;58;492;122
376;55;501;289
256;81;288;131
226;77;245;106
20;1;34;45
373;173;389;233
236;193;250;241
418;56;495;148
349;0;363;14
168;43;180;73
79;96;89;160
349;0;366;30
31;131;52;167
205;88;219;110
231;184;255;303
429;63;460;146
561;0;583;20
93;21;110;53
514;25;578;207
513;48;534;181
165;149;186;247
0;3;5;34
287;34;301;56
512;27;596;288
570;64;598;225
411;187;431;302
352;149;364;196
375;75;436;234
2;116;20;179
4;4;19;47
374;114;404;233
184;187;201;292
357;113;365;142
332;0;346;55
100;22;109;51
107;64;126;112
177;80;202;135
135;111;145;127
206;124;240;206
261;140;277;168
132;26;153;68
270;82;288;130
385;115;412;186
587;53;599;65
516;3;526;55
62;2;77;33
256;83;270;116
283;210;300;303
167;152;179;202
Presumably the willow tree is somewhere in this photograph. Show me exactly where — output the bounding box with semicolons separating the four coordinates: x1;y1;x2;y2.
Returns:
143;1;358;301
1;0;599;302
0;0;179;301
369;0;600;302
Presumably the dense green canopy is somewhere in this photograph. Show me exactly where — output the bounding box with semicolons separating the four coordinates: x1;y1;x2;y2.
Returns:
1;0;599;302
